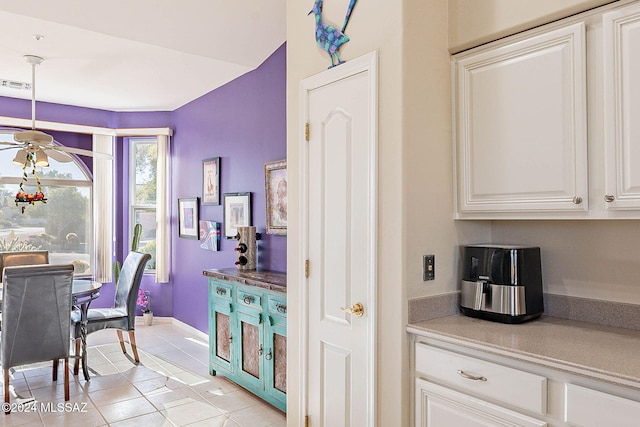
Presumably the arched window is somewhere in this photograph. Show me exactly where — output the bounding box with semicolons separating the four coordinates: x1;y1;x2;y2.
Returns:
0;129;93;276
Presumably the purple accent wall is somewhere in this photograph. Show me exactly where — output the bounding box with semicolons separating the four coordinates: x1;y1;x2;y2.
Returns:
171;44;287;332
0;43;286;331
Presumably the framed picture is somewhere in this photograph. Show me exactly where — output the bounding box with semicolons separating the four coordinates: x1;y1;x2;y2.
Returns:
223;192;251;239
264;159;287;235
202;157;220;205
178;197;200;239
199;220;221;251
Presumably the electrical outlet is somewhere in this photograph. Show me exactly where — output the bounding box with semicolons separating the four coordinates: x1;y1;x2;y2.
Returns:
423;254;435;281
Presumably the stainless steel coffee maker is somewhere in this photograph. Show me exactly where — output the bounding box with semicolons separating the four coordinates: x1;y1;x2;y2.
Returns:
460;245;544;323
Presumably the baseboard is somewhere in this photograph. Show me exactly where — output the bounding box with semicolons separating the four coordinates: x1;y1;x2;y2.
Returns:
134;315;209;342
170;317;209;343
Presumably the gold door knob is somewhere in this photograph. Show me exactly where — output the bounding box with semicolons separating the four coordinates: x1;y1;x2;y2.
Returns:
339;302;364;317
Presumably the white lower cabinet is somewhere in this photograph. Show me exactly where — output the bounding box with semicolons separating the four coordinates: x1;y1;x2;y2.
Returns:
414;341;640;427
416;379;547;427
565;383;640;427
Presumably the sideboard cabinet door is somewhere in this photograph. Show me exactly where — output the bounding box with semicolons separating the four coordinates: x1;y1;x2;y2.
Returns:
209;281;234;375
454;22;588;216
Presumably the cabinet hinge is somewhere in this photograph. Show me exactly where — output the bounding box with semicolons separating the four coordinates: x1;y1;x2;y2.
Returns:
305;122;310;142
305;415;310;427
305;259;310;278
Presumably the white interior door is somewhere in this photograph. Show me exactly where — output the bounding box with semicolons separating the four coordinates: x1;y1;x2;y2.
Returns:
301;52;377;427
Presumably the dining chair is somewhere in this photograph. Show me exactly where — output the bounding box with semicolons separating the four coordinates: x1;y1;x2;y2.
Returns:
1;264;74;413
72;251;150;374
0;250;49;279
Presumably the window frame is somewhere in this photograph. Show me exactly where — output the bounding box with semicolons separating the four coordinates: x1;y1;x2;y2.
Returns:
128;136;158;272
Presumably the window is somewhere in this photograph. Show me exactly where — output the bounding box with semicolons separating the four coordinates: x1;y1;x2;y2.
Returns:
129;137;158;271
0;130;93;276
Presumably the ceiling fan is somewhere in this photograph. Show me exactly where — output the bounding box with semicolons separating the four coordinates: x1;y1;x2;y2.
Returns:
0;55;99;166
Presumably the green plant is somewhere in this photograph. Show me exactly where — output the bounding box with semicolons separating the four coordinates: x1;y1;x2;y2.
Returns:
112;223;142;284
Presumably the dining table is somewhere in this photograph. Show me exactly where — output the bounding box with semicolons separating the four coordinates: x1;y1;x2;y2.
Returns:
0;278;103;381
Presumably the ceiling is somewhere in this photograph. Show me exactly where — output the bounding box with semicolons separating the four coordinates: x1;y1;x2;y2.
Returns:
0;0;286;112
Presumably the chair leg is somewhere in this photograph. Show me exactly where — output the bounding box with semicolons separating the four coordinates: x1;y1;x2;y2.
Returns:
64;358;69;401
52;359;59;381
73;338;81;375
128;331;140;364
116;330;127;355
4;368;10;414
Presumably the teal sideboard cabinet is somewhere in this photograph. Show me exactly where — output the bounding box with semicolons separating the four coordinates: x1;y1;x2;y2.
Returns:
203;268;287;412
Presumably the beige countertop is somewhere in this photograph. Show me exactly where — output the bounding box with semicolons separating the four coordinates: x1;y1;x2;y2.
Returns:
407;315;640;389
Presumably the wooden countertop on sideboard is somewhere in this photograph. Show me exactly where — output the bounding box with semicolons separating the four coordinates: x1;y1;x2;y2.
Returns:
203;268;287;293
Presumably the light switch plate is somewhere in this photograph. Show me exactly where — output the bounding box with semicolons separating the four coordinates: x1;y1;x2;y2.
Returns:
423;254;435;281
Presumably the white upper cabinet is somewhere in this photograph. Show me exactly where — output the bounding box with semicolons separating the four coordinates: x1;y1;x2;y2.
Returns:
603;2;640;210
453;23;588;217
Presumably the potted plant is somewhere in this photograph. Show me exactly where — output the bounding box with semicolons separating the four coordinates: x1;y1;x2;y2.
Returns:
137;289;153;326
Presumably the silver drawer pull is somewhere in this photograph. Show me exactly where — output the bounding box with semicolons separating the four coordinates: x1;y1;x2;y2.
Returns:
243;295;255;304
457;370;487;381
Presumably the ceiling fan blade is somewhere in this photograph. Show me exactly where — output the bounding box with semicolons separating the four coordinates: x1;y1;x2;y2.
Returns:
0;141;20;146
43;148;73;163
0;146;20;151
52;146;112;159
13;129;54;145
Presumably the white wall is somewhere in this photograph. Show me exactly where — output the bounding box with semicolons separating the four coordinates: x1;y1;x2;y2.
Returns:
449;0;612;52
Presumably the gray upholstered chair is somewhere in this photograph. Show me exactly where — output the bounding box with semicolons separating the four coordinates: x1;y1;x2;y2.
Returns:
0;250;49;279
72;251;150;374
1;264;74;412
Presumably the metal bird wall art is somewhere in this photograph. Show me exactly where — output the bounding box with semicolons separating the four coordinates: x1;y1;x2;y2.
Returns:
309;0;358;68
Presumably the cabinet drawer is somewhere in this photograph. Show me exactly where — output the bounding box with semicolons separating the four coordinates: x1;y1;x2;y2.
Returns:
211;282;232;301
237;289;262;310
267;296;287;317
565;383;640;427
416;343;547;414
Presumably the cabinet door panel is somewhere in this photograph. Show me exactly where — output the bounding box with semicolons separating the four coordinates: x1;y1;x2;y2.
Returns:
454;22;587;214
273;333;287;393
216;311;232;362
565;383;640;427
603;3;640;209
236;310;264;391
241;320;261;378
416;379;547;427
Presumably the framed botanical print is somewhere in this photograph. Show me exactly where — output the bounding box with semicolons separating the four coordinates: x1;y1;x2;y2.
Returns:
264;159;287;235
223;192;251;239
178;197;200;239
202;157;220;205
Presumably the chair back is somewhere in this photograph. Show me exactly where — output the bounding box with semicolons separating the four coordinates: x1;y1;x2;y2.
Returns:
114;251;151;320
1;264;74;369
0;250;49;279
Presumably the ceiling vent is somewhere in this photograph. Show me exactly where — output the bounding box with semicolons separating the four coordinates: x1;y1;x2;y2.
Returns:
1;80;31;90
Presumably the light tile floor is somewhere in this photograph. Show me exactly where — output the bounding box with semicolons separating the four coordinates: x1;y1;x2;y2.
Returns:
0;321;286;426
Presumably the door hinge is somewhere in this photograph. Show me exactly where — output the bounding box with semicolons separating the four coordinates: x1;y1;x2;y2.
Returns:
305;415;310;427
305;122;310;142
305;259;310;278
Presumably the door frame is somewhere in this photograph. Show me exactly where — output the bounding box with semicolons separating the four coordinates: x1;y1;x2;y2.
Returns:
298;50;378;425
